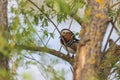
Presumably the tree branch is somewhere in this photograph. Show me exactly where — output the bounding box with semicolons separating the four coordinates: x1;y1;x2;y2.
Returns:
71;14;83;26
28;0;61;35
15;44;74;65
103;25;114;52
28;0;83;27
110;1;120;8
28;0;72;55
100;40;120;79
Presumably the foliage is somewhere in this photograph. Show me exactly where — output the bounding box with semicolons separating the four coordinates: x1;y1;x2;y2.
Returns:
45;0;86;23
0;68;11;80
0;32;9;56
7;0;120;80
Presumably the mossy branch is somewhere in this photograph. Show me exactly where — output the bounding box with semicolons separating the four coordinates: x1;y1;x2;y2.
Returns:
100;40;120;79
15;44;74;65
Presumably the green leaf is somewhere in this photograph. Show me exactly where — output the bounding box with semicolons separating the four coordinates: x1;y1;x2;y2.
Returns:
42;18;48;27
44;30;48;37
34;15;39;25
54;0;70;14
22;73;33;80
45;0;54;8
78;0;86;8
19;0;27;8
40;5;45;13
57;13;67;23
50;33;54;38
11;7;16;13
13;16;20;30
70;0;86;15
39;14;43;20
44;18;48;26
25;61;37;65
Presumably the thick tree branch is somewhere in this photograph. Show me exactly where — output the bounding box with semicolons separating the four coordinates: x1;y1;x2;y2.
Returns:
73;0;110;79
15;44;74;65
0;0;8;70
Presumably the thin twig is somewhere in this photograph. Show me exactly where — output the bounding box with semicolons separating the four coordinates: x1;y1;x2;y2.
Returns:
68;18;73;29
113;6;120;23
103;25;114;52
109;37;120;49
45;23;59;46
59;46;62;52
20;7;46;46
115;37;120;43
23;54;48;79
24;55;42;65
24;14;46;46
110;1;120;8
111;19;120;34
28;0;71;55
103;6;120;52
28;0;61;34
45;28;56;45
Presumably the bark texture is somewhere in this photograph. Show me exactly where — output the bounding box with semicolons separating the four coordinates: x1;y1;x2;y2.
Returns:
0;0;9;80
74;0;109;80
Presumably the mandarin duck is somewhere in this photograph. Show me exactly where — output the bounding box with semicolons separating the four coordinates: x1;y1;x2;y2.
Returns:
60;29;79;54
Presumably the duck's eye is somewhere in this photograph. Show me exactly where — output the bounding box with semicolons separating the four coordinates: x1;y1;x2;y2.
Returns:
62;32;66;35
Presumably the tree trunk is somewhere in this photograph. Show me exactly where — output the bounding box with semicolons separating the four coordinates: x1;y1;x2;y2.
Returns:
74;0;109;80
0;0;9;80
